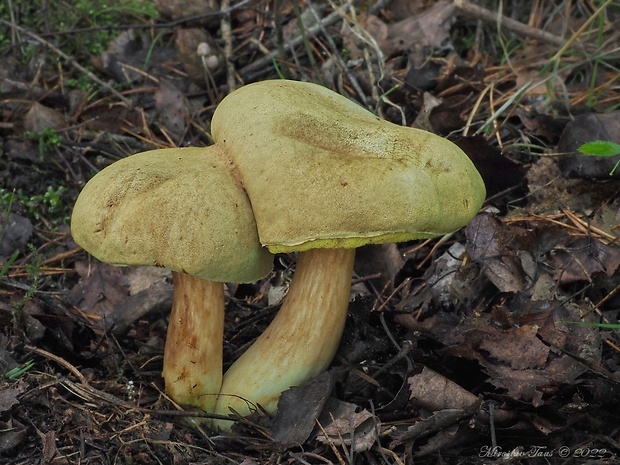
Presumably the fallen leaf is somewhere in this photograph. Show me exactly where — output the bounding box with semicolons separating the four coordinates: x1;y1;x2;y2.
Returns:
155;0;219;26
354;243;404;294
466;213;532;293
154;80;189;142
106;280;172;336
23;102;66;133
67;261;130;326
478;325;549;370
272;370;335;447
0;382;25;414
0;418;28;453
93;29;147;83
315;398;379;453
551;236;620;284
385;1;455;65
340;13;388;62
408;364;479;411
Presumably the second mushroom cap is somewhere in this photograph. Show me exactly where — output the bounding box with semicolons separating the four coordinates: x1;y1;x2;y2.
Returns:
211;80;486;252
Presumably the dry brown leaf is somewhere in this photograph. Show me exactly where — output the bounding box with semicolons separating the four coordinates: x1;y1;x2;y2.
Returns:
271;371;335;447
23;102;66;133
478;325;549;370
67;261;130;324
0;418;28;453
385;1;454;65
340;13;388;62
466;213;531;293
459;300;600;406
0;382;25;414
0;212;32;259
315;399;379;453
154;80;190;142
552;237;620;284
408;364;478;411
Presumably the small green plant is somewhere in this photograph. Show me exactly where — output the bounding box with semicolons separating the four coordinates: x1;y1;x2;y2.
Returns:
0;250;19;280
0;190;20;280
12;244;41;314
5;359;35;380
0;186;69;224
25;128;62;155
577;140;620;176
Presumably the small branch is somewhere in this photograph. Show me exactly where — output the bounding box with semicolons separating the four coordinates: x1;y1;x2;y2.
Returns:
239;0;396;84
453;0;567;48
307;0;369;106
239;5;350;79
220;0;237;92
26;345;89;385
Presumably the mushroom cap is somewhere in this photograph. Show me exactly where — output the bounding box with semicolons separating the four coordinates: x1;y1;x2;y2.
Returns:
71;147;273;283
211;80;486;253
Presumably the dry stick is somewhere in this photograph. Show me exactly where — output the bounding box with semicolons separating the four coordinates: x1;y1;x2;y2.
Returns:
220;0;237;92
0;19;132;106
26;345;262;424
341;0;383;107
306;0;369;107
26;345;89;385
239;6;349;79
239;1;392;81
453;0;567;48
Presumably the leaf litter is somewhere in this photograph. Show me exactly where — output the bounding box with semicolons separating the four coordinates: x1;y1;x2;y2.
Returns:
1;1;620;464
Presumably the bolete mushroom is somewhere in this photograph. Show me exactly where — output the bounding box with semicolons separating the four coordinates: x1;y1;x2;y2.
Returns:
71;147;273;415
209;80;486;428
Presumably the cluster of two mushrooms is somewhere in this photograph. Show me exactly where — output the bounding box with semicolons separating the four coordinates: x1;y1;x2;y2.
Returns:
71;80;486;431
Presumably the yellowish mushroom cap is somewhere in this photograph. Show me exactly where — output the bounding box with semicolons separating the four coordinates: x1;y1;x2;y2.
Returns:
71;147;273;282
211;80;486;253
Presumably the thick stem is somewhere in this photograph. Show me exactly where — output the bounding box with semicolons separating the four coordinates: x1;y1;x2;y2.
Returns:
163;272;224;415
213;248;355;430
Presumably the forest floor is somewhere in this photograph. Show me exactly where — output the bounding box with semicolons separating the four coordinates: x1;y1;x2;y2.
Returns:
1;1;620;464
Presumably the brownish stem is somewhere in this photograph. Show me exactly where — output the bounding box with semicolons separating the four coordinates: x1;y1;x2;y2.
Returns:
213;248;355;430
163;272;224;414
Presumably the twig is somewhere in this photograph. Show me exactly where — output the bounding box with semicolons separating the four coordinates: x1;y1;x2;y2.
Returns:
220;0;237;92
239;1;394;88
306;0;369;107
25;345;88;385
453;0;567;48
240;5;350;79
0;19;132;106
343;0;383;104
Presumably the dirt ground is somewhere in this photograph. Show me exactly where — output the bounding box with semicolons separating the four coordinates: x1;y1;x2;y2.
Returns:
1;1;620;464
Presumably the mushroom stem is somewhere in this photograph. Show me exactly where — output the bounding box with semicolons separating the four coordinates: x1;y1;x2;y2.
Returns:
163;271;224;415
213;247;355;429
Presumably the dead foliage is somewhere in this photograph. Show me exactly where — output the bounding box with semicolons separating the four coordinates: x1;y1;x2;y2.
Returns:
1;0;620;464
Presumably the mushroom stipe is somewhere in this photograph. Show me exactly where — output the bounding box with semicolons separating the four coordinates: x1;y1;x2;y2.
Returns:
71;80;486;431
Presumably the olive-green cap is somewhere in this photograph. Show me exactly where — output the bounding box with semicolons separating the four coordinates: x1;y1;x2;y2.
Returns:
71;147;273;282
211;80;486;253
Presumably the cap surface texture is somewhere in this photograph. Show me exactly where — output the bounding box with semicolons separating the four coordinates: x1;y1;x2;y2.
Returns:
71;147;273;282
211;80;486;253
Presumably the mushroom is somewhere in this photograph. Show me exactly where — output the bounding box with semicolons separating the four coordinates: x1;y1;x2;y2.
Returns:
71;147;273;416
209;80;486;428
